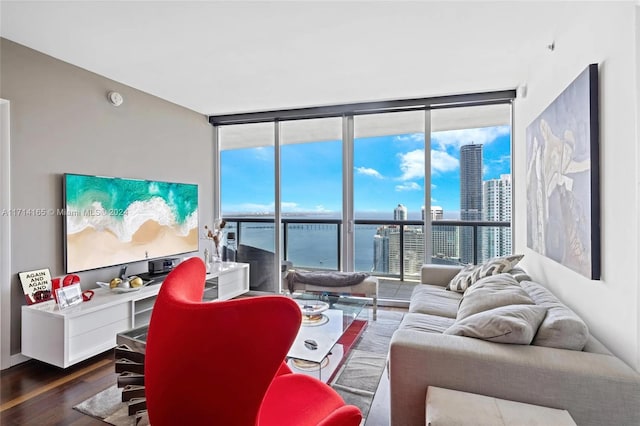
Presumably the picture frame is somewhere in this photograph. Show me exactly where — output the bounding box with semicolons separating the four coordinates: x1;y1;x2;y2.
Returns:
18;268;53;305
525;63;600;279
55;282;83;309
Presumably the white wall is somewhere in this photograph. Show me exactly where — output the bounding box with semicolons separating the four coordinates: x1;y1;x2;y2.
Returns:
514;2;639;370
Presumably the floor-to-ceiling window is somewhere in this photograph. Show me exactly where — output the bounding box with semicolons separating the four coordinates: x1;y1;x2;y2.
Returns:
353;111;425;281
219;122;277;292
280;118;343;270
213;91;514;298
430;104;512;266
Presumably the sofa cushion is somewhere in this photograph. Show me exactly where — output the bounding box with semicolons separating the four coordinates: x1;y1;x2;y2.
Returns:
446;264;477;292
457;274;535;321
520;281;590;351
409;284;461;318
446;254;525;293
444;304;548;344
399;312;456;334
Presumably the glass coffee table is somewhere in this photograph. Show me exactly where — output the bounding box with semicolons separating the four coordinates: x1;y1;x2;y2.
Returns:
117;293;368;384
287;293;368;382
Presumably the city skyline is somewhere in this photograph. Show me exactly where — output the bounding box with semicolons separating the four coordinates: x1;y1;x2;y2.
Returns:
221;125;511;219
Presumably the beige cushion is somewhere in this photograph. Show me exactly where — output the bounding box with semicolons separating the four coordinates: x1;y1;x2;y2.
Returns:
457;274;535;321
446;254;524;293
400;313;456;334
444;304;547;344
520;281;589;351
409;284;462;318
426;386;577;426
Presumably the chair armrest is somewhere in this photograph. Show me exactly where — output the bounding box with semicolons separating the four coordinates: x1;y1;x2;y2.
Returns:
389;329;640;426
420;264;463;287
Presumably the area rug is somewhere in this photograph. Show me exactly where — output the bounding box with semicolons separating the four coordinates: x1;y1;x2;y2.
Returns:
330;309;404;422
74;308;403;425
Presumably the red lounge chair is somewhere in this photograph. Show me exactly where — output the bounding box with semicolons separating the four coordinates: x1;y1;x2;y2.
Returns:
145;257;362;426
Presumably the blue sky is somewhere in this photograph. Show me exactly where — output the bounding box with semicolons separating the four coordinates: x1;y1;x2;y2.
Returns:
221;125;511;219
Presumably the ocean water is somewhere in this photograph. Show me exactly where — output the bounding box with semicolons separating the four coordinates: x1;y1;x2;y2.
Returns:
227;223;379;271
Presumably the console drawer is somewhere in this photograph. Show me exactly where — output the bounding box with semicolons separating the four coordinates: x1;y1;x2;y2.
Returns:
69;303;129;337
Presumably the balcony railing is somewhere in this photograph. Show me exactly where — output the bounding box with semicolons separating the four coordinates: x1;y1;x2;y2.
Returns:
223;217;511;282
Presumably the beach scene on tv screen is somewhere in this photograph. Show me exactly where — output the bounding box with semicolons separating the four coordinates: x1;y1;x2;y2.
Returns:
64;174;198;273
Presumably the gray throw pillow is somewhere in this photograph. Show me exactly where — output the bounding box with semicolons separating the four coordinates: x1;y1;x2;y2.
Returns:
472;253;524;281
446;254;525;293
446;264;476;292
520;281;590;350
457;274;535;321
444;304;548;344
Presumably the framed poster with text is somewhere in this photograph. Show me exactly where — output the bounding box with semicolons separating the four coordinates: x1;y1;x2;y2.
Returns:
18;268;53;304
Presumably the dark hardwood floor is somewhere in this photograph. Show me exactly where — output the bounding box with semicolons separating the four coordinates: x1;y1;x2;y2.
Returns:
1;350;117;425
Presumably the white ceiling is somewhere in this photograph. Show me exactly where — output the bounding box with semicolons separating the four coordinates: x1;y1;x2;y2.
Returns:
0;1;558;117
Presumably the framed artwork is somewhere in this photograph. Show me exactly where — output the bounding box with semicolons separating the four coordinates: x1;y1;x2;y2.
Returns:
55;283;83;309
18;268;53;304
526;64;600;279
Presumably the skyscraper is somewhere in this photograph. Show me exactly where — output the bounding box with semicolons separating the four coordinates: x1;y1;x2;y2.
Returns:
482;174;512;262
431;206;459;261
388;226;424;276
431;206;443;221
460;144;483;264
394;204;407;221
372;233;390;273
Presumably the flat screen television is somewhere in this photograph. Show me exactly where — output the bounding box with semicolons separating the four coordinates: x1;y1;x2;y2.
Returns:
63;173;199;273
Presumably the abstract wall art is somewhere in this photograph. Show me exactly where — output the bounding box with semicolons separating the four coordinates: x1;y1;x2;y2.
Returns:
526;64;600;279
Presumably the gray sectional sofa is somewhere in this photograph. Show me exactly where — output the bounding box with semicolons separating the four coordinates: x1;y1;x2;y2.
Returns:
388;264;640;426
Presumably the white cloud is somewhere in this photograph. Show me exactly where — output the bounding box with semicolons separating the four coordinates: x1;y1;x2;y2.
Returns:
398;149;425;180
355;166;383;179
394;133;424;143
253;146;273;161
395;182;421;192
432;125;510;149
238;202;274;213
398;148;460;179
281;202;298;210
431;150;459;174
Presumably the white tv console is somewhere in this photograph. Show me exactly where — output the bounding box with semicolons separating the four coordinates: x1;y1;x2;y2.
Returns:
21;262;249;368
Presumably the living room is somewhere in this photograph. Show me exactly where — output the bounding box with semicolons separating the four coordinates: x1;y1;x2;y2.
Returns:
1;1;639;425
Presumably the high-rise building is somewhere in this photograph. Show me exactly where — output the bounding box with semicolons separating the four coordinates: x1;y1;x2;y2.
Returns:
482;174;512;262
372;233;389;273
431;206;459;261
431;206;443;221
394;204;407;221
460;143;483;264
372;203;425;277
388;226;424;277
